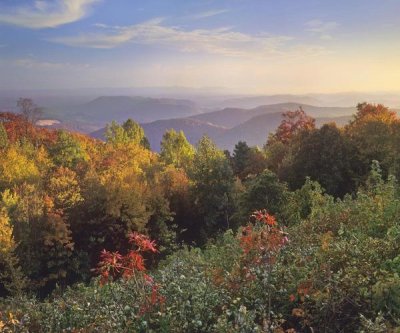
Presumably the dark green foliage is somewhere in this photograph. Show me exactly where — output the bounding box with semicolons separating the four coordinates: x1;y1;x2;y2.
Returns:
280;123;361;197
189;136;236;242
231;141;267;180
236;169;289;223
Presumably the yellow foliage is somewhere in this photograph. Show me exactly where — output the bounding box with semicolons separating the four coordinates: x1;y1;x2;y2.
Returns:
0;208;14;254
99;143;156;184
0;146;40;187
48;167;83;210
35;145;53;173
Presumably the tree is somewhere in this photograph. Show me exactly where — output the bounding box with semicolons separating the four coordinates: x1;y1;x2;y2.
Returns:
17;98;42;124
160;129;195;169
0;145;40;190
50;130;88;169
105;121;125;145
236;169;288;224
159;166;193;243
0;206;27;296
0;122;8;149
37;197;75;292
345;103;399;181
2;185;74;294
232;141;267;180
232;141;251;177
352;102;397;125
0;112;53;145
281;123;360;197
265;107;315;174
47;167;83;213
122;119;149;148
189;136;236;242
388;122;400;180
106;119;150;148
71;143;159;266
270;107;315;144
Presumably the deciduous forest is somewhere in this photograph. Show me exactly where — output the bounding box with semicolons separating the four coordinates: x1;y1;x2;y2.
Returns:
0;103;399;332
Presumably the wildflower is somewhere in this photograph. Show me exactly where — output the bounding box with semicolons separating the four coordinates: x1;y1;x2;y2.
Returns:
129;232;158;253
99;250;123;272
124;250;145;273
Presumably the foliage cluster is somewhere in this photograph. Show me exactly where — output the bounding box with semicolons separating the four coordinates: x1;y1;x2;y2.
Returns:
1;101;400;332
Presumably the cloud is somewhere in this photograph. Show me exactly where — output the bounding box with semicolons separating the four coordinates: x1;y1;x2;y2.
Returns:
305;19;339;33
49;18;294;57
0;0;99;29
13;58;89;69
305;19;339;40
320;34;333;41
190;9;230;19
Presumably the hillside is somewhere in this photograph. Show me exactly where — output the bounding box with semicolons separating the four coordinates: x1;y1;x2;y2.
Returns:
72;96;199;123
39;96;201;132
213;112;285;149
216;95;323;109
2;103;400;333
214;114;353;150
191;103;356;128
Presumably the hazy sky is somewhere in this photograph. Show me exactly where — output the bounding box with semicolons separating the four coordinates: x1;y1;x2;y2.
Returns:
0;0;399;94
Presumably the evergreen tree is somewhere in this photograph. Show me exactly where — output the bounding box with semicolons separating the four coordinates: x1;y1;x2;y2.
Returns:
232;141;267;180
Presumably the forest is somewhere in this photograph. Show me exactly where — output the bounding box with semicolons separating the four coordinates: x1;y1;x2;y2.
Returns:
0;102;399;332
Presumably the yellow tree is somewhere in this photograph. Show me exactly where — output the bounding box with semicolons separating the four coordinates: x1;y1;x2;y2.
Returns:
0;145;40;190
0;206;27;296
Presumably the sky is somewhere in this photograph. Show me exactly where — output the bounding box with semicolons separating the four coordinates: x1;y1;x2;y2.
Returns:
0;0;399;94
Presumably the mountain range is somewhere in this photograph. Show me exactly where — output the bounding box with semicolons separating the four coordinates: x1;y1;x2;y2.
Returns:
91;102;355;151
14;96;200;133
6;92;400;151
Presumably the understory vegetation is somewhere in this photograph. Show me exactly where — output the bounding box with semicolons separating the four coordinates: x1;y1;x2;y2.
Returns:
0;101;399;332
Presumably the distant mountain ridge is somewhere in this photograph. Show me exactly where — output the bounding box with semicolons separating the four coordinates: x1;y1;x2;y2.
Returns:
38;96;201;132
213;113;352;149
189;103;355;128
90;103;357;151
77;96;199;121
216;95;323;109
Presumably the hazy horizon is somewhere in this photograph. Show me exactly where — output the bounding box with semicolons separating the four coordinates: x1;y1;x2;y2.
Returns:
1;0;400;94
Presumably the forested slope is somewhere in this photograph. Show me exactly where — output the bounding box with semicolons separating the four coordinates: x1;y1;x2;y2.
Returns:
0;103;399;332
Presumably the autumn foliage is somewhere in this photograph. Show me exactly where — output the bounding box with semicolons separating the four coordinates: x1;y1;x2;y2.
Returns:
272;107;315;144
97;232;165;315
97;232;157;285
1;102;400;332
